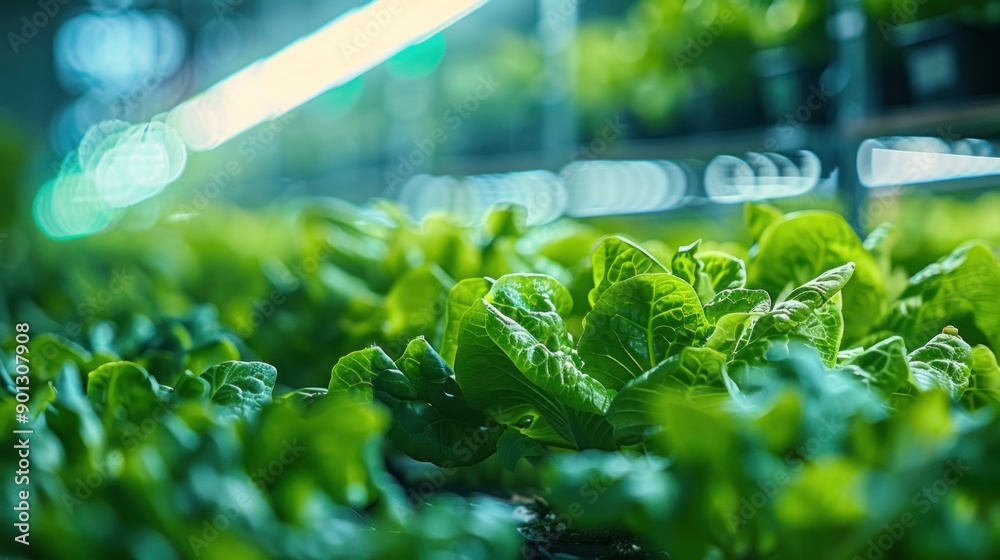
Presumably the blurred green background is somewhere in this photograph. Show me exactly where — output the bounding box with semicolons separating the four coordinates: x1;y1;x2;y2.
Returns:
4;1;1000;559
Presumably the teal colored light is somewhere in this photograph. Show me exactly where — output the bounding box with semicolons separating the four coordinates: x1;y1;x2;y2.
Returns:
79;119;130;171
92;122;186;207
33;174;117;240
386;34;447;79
35;120;187;240
95;136;170;206
316;77;365;115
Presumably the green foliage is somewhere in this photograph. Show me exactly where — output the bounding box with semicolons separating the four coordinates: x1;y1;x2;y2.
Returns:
578;273;709;389
182;360;278;419
838;335;913;396
735;264;853;367
749;211;887;342
86;361;161;426
440;277;492;365
496;428;548;471
588;235;668;306
607;347;733;445
907;333;973;400
329;339;499;467
965;345;1000;409
6;201;1000;559
880;242;1000;351
454;274;615;450
1;348;524;559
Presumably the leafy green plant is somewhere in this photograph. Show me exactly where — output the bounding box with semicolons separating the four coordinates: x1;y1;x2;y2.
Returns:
5;201;1000;560
326;207;1000;474
0;354;520;559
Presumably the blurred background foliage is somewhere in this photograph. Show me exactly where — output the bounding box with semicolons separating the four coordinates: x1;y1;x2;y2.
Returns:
4;0;1000;558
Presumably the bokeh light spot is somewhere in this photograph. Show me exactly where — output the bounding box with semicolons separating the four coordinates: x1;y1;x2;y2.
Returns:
386;34;447;79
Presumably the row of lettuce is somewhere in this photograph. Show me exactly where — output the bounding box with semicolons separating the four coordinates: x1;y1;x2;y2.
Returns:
3;201;1000;558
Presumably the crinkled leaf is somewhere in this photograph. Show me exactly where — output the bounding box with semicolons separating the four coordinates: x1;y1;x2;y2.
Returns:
578;273;709;390
736;264;854;366
483;301;615;415
881;242;1000;351
796;293;845;367
700;251;747;294
838;336;913;396
782;262;856;309
496;428;548;471
198;361;277;419
607;348;732;445
745;201;783;241
963;345;1000;409
705;312;756;356
671;242;743;303
670;240;703;288
702;289;772;356
455;274;615;449
703;288;771;325
328;347;388;402
908;333;973;400
440;277;493;366
456;301;568;446
385;338;500;466
589;235;669;306
748;211;886;341
86;361;162;425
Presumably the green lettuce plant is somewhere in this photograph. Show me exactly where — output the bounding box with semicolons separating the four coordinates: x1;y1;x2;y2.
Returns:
6;201;1000;559
325;206;1000;473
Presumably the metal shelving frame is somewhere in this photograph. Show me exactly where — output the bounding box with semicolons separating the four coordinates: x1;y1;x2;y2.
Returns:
281;0;1000;223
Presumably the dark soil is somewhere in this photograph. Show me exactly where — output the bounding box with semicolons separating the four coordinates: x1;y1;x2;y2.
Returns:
516;499;668;560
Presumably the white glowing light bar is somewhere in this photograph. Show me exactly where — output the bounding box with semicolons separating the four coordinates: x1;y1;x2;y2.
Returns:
561;160;688;217
864;148;1000;187
399;171;567;225
168;0;490;151
704;151;822;203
